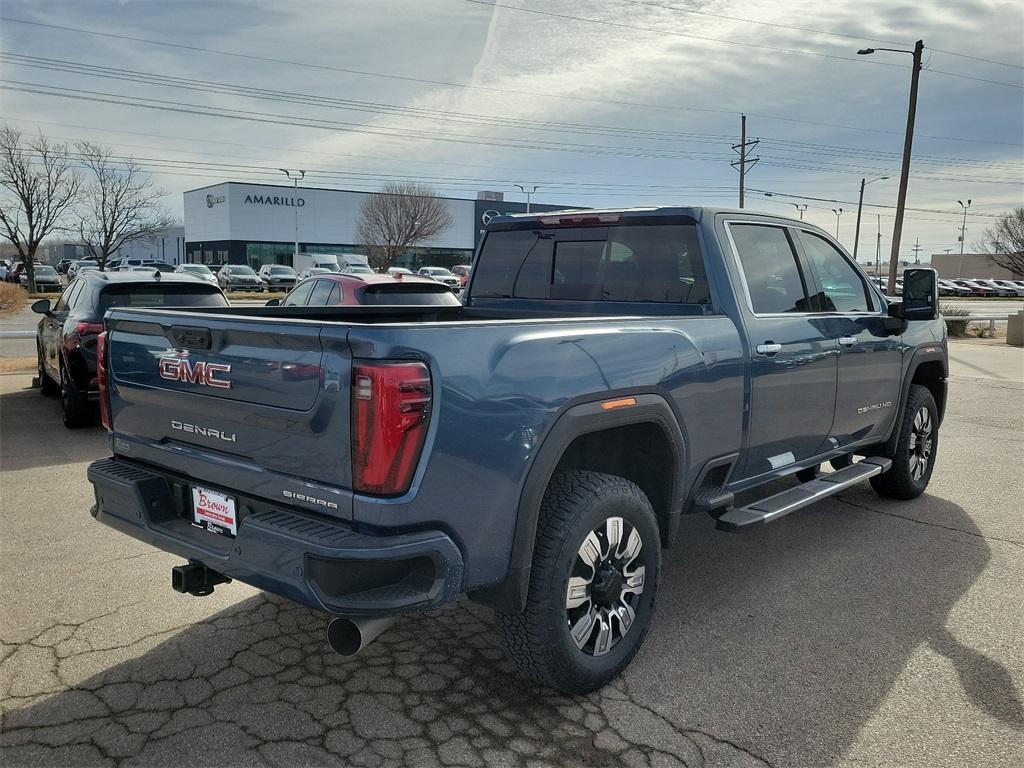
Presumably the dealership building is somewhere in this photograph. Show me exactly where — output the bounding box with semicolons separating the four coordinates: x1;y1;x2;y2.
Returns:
184;182;569;270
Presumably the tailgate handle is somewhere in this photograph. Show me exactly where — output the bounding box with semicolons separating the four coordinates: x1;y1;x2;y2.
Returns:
170;326;212;350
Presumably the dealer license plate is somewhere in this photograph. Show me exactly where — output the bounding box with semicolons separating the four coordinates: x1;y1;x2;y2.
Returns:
191;486;237;538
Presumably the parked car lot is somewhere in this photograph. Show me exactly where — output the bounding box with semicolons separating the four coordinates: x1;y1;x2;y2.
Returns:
217;263;263;292
1;340;1020;766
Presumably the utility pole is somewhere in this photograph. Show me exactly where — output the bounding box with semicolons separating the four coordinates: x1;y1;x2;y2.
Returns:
832;208;843;239
731;114;759;208
911;237;922;263
281;169;306;265
957;199;971;277
853;175;888;259
515;184;539;213
858;40;923;296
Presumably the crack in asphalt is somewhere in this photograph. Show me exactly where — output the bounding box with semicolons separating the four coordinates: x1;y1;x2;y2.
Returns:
1;596;768;767
833;496;1024;549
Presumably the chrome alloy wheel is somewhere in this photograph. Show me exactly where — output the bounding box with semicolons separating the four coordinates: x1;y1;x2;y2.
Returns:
908;406;933;481
565;517;646;656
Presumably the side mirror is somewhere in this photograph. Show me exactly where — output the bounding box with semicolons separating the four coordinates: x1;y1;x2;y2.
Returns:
901;268;939;321
31;298;52;316
265;298;280;307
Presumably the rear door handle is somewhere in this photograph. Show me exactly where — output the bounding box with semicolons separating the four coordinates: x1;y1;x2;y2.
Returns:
838;336;858;347
755;342;782;355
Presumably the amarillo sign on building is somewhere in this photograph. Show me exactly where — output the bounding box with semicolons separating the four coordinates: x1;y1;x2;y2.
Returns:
184;182;570;269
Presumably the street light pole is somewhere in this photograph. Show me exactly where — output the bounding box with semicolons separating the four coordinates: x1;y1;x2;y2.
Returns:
791;203;807;219
514;184;539;213
853;175;889;259
858;40;923;296
832;208;843;239
954;198;970;282
281;169;306;265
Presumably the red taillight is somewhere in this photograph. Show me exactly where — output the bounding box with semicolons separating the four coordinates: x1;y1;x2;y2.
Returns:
75;321;104;337
352;361;431;496
96;330;111;431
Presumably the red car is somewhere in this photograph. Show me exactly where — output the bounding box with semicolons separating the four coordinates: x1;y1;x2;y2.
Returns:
273;272;462;307
450;264;472;288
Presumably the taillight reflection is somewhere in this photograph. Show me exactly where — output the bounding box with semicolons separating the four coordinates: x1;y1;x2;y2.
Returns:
97;331;112;431
351;361;431;496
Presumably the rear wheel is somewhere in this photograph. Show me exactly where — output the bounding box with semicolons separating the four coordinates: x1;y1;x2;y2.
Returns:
495;471;660;694
870;384;937;500
60;362;91;429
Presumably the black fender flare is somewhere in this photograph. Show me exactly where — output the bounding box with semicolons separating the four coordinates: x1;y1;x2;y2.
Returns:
883;345;948;446
469;392;686;612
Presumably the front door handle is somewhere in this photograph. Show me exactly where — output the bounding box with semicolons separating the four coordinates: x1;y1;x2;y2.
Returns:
838;336;858;347
755;342;782;356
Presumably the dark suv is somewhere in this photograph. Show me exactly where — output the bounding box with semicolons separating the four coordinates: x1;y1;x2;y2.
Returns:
34;271;228;427
217;264;263;292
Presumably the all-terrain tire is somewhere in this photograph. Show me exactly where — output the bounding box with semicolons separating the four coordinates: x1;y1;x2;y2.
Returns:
870;384;938;500
495;470;661;694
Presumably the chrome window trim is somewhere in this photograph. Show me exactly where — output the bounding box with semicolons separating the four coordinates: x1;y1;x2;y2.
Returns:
795;227;885;314
723;219;887;319
723;219;815;319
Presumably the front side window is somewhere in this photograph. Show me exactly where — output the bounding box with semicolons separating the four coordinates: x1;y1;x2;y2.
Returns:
800;232;871;312
283;280;315;306
729;224;811;314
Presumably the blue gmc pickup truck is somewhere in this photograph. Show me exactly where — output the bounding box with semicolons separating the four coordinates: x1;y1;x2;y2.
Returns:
87;207;947;693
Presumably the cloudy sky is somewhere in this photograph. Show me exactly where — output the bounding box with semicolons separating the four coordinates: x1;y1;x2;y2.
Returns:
1;0;1021;262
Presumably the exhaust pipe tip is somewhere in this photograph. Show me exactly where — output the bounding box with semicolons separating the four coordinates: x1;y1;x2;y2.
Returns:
327;616;397;656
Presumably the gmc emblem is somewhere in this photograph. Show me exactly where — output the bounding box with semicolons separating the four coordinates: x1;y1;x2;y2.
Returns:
159;354;232;389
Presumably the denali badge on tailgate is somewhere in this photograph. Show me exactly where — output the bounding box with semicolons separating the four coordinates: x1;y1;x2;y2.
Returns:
159;351;232;389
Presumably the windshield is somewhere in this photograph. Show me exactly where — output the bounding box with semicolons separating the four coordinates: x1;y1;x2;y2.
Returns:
428;268;453;276
232;266;256;275
99;284;227;312
270;266;295;274
182;264;212;274
346;266;373;274
35;266;57;276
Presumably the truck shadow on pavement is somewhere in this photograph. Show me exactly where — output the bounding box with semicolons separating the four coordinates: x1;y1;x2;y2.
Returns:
0;384;107;472
2;496;1020;767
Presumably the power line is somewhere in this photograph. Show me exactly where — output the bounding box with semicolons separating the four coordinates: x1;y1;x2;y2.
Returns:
7;52;1019;172
2;15;1018;146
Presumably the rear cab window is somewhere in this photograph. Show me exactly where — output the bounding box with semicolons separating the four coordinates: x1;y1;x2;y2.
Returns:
99;284;227;313
469;216;711;310
728;223;812;314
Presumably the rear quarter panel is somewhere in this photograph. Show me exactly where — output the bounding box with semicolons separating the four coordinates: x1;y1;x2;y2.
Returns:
347;315;744;588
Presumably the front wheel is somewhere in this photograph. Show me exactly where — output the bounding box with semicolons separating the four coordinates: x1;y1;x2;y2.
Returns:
495;471;661;694
870;384;938;500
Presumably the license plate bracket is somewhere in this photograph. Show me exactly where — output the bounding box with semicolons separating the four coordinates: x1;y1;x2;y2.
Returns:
191;486;237;538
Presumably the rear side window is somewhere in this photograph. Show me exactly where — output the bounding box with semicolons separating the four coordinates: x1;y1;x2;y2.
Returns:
308;279;335;306
98;285;227;313
729;224;811;314
471;223;709;305
798;232;871;312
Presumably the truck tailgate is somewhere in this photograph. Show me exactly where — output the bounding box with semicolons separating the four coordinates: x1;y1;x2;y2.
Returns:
105;309;353;513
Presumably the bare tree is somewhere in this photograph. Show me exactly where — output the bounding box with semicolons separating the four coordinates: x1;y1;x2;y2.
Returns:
77;142;175;270
356;182;453;271
977;207;1024;277
0;126;81;293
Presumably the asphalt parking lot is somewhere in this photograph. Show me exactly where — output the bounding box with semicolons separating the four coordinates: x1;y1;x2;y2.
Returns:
1;342;1021;767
